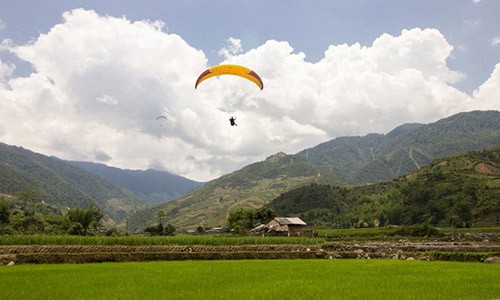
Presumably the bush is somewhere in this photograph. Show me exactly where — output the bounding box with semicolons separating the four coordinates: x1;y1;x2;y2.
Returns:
392;224;442;237
144;223;176;236
105;228;120;237
68;222;85;236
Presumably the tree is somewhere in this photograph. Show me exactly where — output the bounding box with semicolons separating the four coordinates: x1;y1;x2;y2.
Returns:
17;189;39;210
227;207;277;235
68;222;85;235
156;210;165;226
144;225;160;235
227;208;255;234
453;196;473;228
386;205;403;225
254;207;276;225
163;223;176;236
0;197;11;224
378;213;386;227
67;203;103;235
145;209;175;236
196;226;205;234
144;223;176;236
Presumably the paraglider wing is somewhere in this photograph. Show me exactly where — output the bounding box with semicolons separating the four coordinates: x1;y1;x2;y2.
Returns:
156;116;168;127
195;64;263;90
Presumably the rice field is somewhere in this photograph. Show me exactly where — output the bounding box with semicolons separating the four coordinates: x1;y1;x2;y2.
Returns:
0;234;325;246
1;259;499;299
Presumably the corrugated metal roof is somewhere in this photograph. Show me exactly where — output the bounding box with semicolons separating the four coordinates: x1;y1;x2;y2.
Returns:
274;217;306;226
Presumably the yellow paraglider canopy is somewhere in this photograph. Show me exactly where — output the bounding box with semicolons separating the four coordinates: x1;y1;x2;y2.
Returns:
195;64;263;90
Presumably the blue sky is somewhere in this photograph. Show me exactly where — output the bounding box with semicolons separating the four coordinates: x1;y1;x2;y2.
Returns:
0;0;499;181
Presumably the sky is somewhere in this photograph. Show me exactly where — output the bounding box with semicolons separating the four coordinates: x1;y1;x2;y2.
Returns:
0;0;499;182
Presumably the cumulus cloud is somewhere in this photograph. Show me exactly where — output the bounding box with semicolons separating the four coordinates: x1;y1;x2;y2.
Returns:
0;9;498;181
218;37;243;59
0;58;14;84
473;63;500;105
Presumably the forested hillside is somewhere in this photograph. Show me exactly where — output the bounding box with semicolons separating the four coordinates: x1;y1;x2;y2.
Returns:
128;152;345;231
297;110;500;183
0;143;147;223
268;146;500;228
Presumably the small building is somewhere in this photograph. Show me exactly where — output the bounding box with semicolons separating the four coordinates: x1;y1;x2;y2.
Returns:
250;217;310;237
205;227;223;234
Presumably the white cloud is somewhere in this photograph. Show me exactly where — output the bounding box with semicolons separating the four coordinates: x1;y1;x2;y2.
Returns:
0;10;498;182
0;59;14;84
96;94;118;105
218;37;243;59
491;37;500;46
472;63;500;106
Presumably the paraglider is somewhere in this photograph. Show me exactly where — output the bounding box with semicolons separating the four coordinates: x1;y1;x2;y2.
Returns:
229;117;237;126
156;116;168;126
195;64;263;90
195;64;263;127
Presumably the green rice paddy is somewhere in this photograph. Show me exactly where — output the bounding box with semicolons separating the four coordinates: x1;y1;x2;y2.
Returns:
1;259;499;300
0;234;325;246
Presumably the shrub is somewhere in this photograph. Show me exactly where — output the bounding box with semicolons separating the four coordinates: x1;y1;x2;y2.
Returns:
392;224;442;237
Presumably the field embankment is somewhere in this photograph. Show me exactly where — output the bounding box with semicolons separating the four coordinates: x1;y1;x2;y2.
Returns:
1;241;499;264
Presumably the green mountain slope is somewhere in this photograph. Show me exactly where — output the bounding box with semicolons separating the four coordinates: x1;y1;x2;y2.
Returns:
267;146;500;228
67;161;204;205
128;152;345;231
0;142;147;224
297;110;500;183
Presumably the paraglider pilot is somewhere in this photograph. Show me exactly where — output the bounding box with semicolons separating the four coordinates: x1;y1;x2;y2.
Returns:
229;117;237;126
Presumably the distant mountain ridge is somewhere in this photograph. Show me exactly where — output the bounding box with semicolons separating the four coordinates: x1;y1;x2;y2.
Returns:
0;142;203;225
297;110;500;183
68;161;204;205
0;142;146;224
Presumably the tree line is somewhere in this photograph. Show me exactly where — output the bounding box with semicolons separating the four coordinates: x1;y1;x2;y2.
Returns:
0;190;103;236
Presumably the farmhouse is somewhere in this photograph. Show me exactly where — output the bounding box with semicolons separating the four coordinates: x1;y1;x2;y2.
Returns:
250;217;309;236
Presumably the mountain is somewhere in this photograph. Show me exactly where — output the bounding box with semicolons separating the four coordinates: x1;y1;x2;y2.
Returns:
129;110;499;231
127;152;345;231
0;142;147;224
67;161;204;205
297;110;500;183
267;146;500;228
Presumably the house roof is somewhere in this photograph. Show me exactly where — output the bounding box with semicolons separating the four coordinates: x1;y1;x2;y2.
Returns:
274;217;306;226
249;217;307;233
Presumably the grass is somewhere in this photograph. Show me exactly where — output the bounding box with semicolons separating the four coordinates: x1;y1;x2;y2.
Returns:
0;234;325;246
2;226;498;246
439;227;500;233
0;259;499;299
316;226;500;239
316;227;399;237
